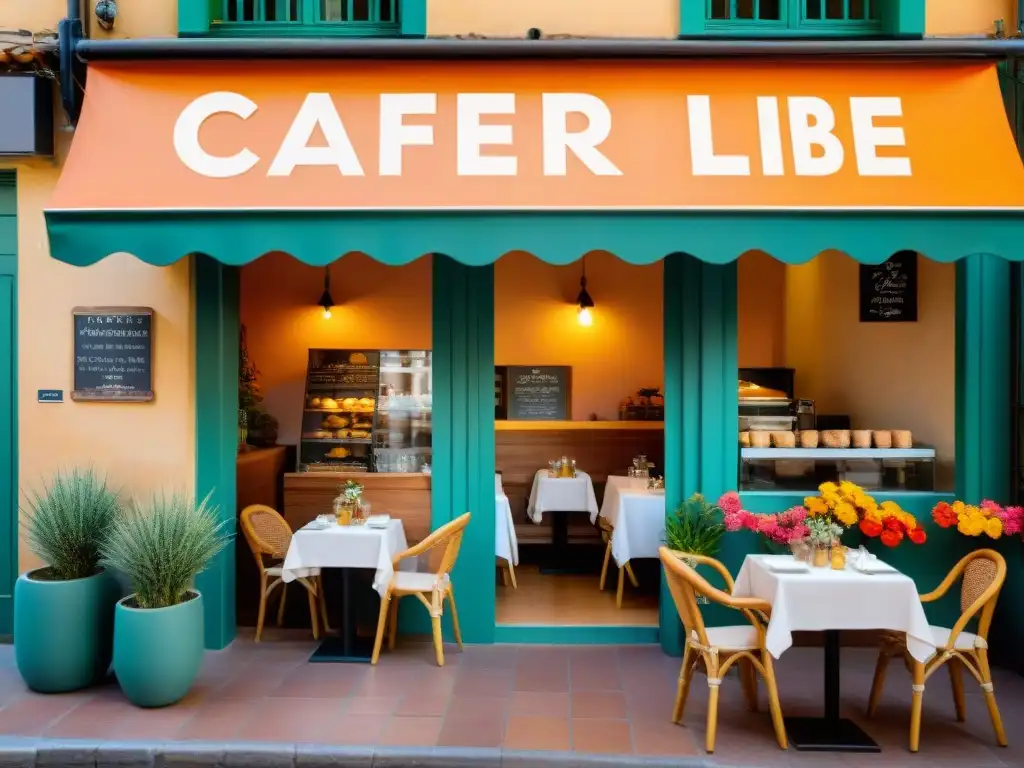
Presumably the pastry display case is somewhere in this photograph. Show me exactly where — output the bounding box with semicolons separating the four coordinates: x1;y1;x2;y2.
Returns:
298;349;432;473
299;349;380;472
740;447;937;492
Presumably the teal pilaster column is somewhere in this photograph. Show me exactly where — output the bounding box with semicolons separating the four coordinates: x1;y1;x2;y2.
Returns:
399;0;427;36
431;255;496;644
955;255;1012;503
661;255;739;655
193;255;239;650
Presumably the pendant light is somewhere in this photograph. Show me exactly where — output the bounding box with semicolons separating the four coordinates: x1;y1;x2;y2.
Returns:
318;266;334;319
576;257;594;326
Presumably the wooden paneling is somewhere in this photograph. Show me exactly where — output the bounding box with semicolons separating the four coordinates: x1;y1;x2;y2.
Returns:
496;423;664;544
284;472;432;543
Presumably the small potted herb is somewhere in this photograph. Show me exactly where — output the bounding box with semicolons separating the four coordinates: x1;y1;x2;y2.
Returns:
16;468;121;692
664;494;726;603
101;492;229;707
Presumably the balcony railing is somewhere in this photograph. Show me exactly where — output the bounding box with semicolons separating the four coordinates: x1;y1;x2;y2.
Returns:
707;0;882;34
214;0;400;36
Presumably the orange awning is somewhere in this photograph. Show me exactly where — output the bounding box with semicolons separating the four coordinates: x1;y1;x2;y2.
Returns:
44;59;1024;266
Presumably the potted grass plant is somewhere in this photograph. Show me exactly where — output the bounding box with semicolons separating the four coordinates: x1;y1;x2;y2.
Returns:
101;491;229;707
16;468;121;692
665;494;726;603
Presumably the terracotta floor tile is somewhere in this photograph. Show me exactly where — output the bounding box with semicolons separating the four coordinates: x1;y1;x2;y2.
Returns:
270;664;362;698
571;667;623;691
453;671;513;697
395;692;451;717
344;695;401;715
379;716;443;746
504;715;571;751
116;707;199;740
237;697;347;743
177;700;259;740
571;691;627;719
315;713;389;745
446;695;508;720
510;691;570;717
43;696;136;738
571;718;633;754
515;670;570;693
437;715;506;748
0;693;94;736
631;718;698;756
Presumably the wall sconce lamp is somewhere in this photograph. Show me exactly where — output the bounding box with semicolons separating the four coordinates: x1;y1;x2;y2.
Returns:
576;258;594;326
318;266;334;319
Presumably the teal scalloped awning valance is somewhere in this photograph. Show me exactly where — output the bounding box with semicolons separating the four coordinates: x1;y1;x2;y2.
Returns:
44;209;1024;267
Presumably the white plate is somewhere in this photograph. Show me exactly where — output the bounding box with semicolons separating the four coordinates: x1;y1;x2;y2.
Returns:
854;561;897;574
303;521;332;531
760;556;811;574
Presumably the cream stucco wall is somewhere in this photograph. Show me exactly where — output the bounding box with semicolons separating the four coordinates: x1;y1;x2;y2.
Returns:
6;2;188;573
427;0;678;38
926;0;1015;37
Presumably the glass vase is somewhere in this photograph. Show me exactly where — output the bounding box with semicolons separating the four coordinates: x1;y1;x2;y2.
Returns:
830;545;847;570
333;496;355;526
812;546;829;568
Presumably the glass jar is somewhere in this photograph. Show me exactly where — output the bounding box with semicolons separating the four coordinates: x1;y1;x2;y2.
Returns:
812;546;830;568
830;545;847;570
333;496;355;526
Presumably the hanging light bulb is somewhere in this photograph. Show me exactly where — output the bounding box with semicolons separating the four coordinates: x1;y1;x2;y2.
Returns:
318;265;334;320
576;257;594;326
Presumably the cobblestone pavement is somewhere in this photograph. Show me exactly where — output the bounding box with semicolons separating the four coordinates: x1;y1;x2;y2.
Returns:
0;633;1020;767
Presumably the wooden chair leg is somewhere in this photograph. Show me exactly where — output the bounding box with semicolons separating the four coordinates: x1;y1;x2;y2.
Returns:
370;591;392;666
866;649;892;718
948;657;966;722
501;566;510;587
672;644;693;724
255;574;268;642
507;560;518;589
447;587;464;649
388;596;400;651
624;561;639;588
615;565;625;608
909;660;925;753
276;582;288;627
977;650;1008;747
761;651;788;750
705;661;721;754
431;615;445;667
303;580;320;641
599;539;611;591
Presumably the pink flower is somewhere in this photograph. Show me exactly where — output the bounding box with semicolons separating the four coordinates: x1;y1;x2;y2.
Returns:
756;517;779;536
981;499;1004;515
738;511;758;532
723;511;744;532
998;505;1024;536
718;492;742;516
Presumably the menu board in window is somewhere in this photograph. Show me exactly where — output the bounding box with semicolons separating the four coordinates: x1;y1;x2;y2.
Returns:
505;366;571;421
71;307;154;402
859;251;918;323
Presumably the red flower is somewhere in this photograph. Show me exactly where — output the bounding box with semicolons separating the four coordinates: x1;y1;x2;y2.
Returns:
932;502;957;528
859;519;883;538
908;527;927;545
883;517;903;533
880;529;904;548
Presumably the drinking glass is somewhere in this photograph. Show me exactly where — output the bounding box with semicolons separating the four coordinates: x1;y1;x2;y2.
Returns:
358;501;371;524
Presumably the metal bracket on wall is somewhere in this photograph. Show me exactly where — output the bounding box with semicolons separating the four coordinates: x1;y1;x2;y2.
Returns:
57;12;86;125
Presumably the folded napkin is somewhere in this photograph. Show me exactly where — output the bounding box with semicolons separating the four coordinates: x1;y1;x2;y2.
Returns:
366;514;392;529
760;555;811;574
849;546;896;574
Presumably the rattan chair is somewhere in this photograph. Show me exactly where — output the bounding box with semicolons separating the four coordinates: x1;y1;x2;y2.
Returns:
599;517;639;608
240;504;328;642
865;549;1007;753
498;556;518;588
660;547;787;754
372;512;471;666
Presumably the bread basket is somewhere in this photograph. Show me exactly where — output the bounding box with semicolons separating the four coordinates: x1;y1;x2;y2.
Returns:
771;431;796;448
822;429;851;449
798;430;819;449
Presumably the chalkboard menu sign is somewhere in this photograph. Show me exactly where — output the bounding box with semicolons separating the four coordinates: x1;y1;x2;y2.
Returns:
72;307;154;402
505;366;571;421
859;252;918;323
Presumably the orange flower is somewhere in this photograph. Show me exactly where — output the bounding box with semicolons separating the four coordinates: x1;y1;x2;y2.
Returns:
932;502;958;528
908;527;927;545
880;529;903;548
859;518;883;538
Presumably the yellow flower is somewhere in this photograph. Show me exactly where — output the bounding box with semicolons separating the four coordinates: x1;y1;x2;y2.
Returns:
822;492;840;510
839;481;859;498
863;507;882;523
952;501;966;516
958;518;972;535
985;517;1003;539
834;501;858;527
967;517;986;536
819;482;839;496
805;497;827;516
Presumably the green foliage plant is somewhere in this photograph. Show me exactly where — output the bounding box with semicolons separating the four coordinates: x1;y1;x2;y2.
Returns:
101;491;230;609
22;468;121;581
665;493;726;557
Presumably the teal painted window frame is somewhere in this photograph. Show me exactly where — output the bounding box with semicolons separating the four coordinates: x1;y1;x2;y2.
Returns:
679;0;925;37
179;0;426;37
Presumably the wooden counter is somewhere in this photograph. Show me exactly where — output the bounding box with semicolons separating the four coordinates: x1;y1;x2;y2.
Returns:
495;420;664;545
284;472;432;543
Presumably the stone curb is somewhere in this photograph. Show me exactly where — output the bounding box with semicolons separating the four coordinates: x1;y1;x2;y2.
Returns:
0;739;718;768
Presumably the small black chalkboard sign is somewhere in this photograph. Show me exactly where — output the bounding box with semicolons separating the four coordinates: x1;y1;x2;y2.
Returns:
859;251;918;323
505;366;571;421
72;307;154;402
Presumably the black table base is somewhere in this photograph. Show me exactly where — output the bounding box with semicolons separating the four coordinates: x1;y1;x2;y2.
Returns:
786;630;880;752
538;510;596;575
309;567;373;664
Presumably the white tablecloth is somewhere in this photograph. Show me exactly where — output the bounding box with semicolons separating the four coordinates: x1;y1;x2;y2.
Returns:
527;469;599;524
599;475;666;567
281;519;409;596
733;554;936;662
496;493;519;565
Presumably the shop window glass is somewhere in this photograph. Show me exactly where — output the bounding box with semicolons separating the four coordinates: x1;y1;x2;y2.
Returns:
217;0;399;31
704;0;880;32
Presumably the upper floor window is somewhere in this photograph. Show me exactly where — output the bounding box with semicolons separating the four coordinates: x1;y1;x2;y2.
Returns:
213;0;400;35
697;0;884;35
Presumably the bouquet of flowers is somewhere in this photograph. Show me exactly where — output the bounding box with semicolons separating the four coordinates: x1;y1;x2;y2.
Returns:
932;500;1023;539
718;492;809;545
859;500;926;547
807;516;844;549
804;481;873;528
340;480;364;504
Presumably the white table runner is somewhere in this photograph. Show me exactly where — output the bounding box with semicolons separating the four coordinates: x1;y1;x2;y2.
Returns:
281;519;409;596
600;475;666;567
733;554;936;662
527;469;599;524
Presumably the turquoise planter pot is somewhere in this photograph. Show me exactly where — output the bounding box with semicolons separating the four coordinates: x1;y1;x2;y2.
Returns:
14;568;118;693
113;591;205;707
